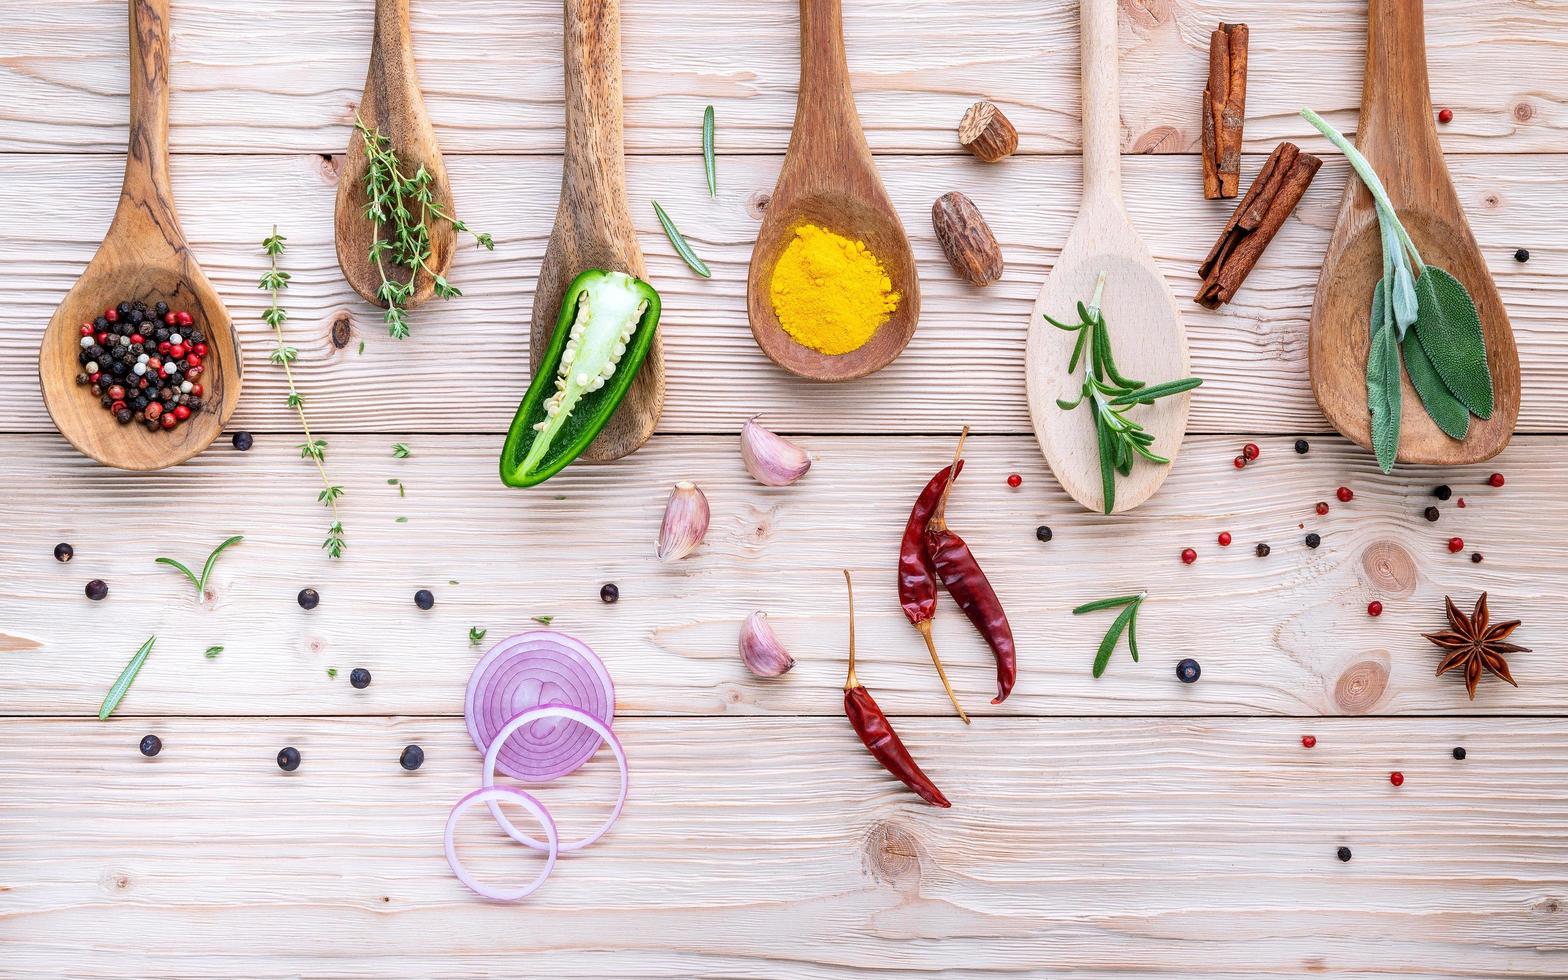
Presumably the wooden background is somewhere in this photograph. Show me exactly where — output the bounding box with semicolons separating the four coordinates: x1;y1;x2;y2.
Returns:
3;1;1567;976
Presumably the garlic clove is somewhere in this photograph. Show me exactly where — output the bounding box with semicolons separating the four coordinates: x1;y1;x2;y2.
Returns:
740;417;812;486
739;611;795;677
657;481;710;562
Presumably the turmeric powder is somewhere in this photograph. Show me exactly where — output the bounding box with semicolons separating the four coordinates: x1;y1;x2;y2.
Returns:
768;224;899;355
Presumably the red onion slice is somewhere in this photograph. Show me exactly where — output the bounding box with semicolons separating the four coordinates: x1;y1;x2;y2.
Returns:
443;786;559;902
466;630;615;781
483;705;628;853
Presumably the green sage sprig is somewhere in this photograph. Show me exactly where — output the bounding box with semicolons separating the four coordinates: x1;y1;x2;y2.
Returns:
1048;272;1203;514
1073;593;1145;678
261;229;346;558
652;200;712;278
1302;109;1494;472
155;535;244;597
354;116;493;339
99;635;156;720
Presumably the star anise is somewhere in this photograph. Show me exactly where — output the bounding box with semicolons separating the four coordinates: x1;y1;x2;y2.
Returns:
1424;592;1528;700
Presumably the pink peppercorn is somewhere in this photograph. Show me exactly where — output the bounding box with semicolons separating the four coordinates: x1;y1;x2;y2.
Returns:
1488;473;1505;488
1367;600;1383;617
1006;473;1022;488
1301;735;1316;749
1448;537;1465;553
1180;548;1197;565
1438;107;1453;124
1218;531;1232;547
1337;486;1353;502
1390;771;1404;787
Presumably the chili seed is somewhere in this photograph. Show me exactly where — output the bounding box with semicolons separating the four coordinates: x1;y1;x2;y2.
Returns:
1305;533;1321;549
297;588;319;610
277;746;301;772
1218;531;1232;547
1423;506;1441;522
1255;542;1271;557
1035;525;1053;543
1515;248;1530;263
1448;537;1464;553
1434;484;1452;500
1337;847;1353;862
414;589;434;610
1471;552;1484;564
1006;473;1022;488
1336;486;1353;502
1180;548;1197;565
1437;107;1453;124
85;579;108;601
139;734;162;757
1367;600;1383;617
54;542;74;562
1175;658;1201;683
1302;735;1317;749
1389;771;1404;787
600;583;619;604
1294;439;1310;455
350;667;371;689
231;431;254;451
399;744;425;771
1453;747;1467;760
1487;472;1505;488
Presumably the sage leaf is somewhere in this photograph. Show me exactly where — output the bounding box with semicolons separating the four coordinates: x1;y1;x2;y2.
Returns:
1412;265;1493;419
1403;329;1470;440
1367;279;1403;473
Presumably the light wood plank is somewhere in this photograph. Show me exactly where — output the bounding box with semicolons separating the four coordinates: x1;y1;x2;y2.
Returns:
2;152;1562;435
1;433;1557;718
2;0;1565;155
2;716;1565;978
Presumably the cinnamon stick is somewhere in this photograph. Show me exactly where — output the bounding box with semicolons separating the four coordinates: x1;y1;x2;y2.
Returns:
1196;141;1322;309
1202;23;1248;199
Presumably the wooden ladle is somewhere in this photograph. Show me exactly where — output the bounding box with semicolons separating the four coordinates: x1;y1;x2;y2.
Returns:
745;0;920;382
1023;0;1190;514
39;0;239;471
334;0;455;311
529;0;662;462
1309;0;1519;464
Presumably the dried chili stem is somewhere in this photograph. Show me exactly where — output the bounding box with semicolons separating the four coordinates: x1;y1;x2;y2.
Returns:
931;425;970;530
842;569;859;691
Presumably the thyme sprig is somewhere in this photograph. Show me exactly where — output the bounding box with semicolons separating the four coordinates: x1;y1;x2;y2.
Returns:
1048;272;1203;514
354;116;492;339
1073;592;1146;678
261;229;346;558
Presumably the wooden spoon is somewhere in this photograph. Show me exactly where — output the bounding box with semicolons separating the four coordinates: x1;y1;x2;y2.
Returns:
1309;0;1519;464
1023;0;1190;514
528;0;662;462
745;0;920;382
334;0;455;312
38;0;239;472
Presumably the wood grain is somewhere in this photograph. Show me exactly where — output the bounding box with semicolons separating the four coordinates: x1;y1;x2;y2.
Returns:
36;0;239;471
528;0;663;463
333;0;457;312
1311;0;1521;465
3;715;1565;977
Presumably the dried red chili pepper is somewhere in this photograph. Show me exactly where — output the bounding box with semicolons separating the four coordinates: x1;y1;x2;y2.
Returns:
898;456;969;723
842;570;951;808
925;430;1016;704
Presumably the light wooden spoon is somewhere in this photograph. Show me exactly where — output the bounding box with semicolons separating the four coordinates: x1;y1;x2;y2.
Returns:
745;0;920;382
39;0;239;471
528;0;662;462
1024;0;1190;514
1309;0;1519;464
334;0;455;312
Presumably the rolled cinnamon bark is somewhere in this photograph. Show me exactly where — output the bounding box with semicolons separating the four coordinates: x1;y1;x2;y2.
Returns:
1196;141;1322;309
1202;23;1249;199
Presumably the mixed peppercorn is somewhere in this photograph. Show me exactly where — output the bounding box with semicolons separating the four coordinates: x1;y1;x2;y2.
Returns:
74;300;209;431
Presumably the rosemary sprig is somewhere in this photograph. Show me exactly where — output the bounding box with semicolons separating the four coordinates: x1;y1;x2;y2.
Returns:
469;626;488;646
1048;272;1203;514
354;116;492;339
155;534;244;597
99;635;156;720
261;229;346;558
1073;593;1146;678
702;105;716;197
652;200;712;278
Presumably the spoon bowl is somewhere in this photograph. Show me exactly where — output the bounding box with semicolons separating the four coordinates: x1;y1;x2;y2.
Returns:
38;0;238;471
745;0;919;382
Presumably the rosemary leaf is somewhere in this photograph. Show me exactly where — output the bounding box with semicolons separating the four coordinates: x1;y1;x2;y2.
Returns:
703;105;717;197
153;557;200;593
197;535;244;593
1092;602;1139;678
99;636;156;720
652;200;712;278
1072;594;1143;615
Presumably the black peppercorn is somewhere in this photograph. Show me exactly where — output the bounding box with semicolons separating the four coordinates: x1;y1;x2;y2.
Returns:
85;579;108;601
1452;746;1466;760
1423;506;1440;522
116;301;131;317
297;588;319;610
54;542;74;562
1471;552;1484;564
139;734;162;757
116;408;133;425
1434;484;1452;500
1035;525;1053;543
1337;846;1352;863
1515;248;1530;263
1294;439;1310;455
600;583;619;603
154;301;168;316
1175;658;1201;683
349;667;372;689
231;431;254;451
1305;533;1321;549
277;746;301;772
399;744;425;771
414;589;434;610
1255;542;1271;557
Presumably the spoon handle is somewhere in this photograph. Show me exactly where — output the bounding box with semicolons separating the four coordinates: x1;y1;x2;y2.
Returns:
117;0;179;238
1078;0;1123;205
1360;0;1439;180
368;0;418;125
795;0;854;133
562;0;633;219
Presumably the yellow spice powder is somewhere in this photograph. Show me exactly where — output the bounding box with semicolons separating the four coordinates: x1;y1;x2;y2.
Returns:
768;224;900;355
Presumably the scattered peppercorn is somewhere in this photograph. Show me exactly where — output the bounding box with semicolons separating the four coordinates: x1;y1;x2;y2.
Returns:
1437;107;1453;124
1452;747;1466;760
1294;439;1310;455
1243;443;1260;461
350;667;372;689
1316;501;1329;516
1305;533;1321;549
1367;600;1383;617
54;542;74;562
1434;484;1452;500
1423;506;1440;522
600;583;619;604
1232;455;1246;470
297;588;319;610
1302;735;1317;749
1180;548;1197;565
1448;537;1464;553
414;589;434;610
85;579;108;601
1389;771;1404;787
277;746;301;772
1336;486;1353;502
1218;531;1232;547
1457;497;1466;508
139;734;162;757
1175;658;1201;683
1035;525;1053;543
1471;552;1483;564
231;431;254;451
1515;248;1530;263
1006;473;1022;488
399;744;425;771
1487;472;1505;488
1337;846;1352;862
1255;542;1271;557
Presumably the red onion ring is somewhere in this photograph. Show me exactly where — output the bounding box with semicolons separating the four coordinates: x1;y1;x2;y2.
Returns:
465;630;615;781
483;705;628;853
443;786;559;902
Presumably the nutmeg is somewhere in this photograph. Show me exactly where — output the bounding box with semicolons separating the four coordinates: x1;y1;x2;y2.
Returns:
958;101;1018;162
931;192;1004;287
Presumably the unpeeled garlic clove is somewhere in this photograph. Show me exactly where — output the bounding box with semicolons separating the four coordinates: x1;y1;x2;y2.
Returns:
657;481;709;561
740;417;811;486
739;611;795;677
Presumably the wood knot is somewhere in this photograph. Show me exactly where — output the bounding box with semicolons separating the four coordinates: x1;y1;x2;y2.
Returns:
1131;126;1183;154
1118;0;1170;28
318;153;342;183
329;312;354;349
1482;192;1503;211
1513;102;1535;123
1359;540;1416;597
308;638;325;654
746;192;770;220
1534;896;1562;915
1334;654;1390;713
100;870;131;891
862;819;923;887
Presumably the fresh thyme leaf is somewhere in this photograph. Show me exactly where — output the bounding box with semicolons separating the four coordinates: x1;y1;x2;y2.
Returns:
392;443;411;458
357;340;365;355
204;646;223;659
387;478;405;497
395;516;408;523
99;635;156;720
652;200;712;278
531;615;554;625
326;667;338;679
702;105;717;197
468;626;487;646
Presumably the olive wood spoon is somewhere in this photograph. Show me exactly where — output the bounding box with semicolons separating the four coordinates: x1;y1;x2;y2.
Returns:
1309;0;1519;463
529;0;662;462
1024;0;1190;514
39;0;239;471
334;0;455;312
745;0;919;382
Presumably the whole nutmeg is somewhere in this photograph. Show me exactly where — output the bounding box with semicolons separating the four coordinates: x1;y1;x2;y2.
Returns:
931;192;1004;287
